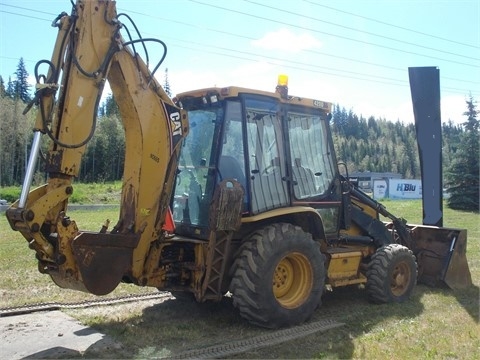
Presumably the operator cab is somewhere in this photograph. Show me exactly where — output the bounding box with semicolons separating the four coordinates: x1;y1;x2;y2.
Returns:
173;82;342;239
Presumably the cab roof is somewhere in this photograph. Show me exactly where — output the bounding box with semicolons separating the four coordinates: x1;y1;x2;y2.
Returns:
175;86;332;113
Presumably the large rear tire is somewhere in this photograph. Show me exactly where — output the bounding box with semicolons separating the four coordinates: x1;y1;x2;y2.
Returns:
366;244;417;304
230;223;325;328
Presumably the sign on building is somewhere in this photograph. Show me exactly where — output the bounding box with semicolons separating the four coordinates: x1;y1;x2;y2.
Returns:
388;179;422;199
373;180;388;199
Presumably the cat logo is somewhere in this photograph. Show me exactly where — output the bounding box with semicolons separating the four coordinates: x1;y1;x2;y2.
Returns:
170;112;182;136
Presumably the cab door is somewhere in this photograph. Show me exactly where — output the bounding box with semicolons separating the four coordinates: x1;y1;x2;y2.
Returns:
286;105;342;234
244;97;289;214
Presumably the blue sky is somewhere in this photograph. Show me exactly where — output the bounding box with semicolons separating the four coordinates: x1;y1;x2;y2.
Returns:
1;0;479;124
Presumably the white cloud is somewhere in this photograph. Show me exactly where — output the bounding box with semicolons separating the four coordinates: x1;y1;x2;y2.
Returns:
27;75;36;88
170;62;285;95
169;69;221;95
229;61;279;89
252;28;322;53
353;100;415;123
348;95;468;125
390;95;468;125
441;95;468;124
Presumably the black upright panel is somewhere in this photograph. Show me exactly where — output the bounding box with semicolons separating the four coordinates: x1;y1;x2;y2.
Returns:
408;67;443;227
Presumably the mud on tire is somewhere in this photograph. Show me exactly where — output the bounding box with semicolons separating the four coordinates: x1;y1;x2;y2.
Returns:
366;243;418;304
229;223;325;328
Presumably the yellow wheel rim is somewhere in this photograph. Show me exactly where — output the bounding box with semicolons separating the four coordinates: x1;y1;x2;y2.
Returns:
272;252;313;309
391;260;411;296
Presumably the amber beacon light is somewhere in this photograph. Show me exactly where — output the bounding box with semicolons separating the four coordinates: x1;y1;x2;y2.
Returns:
276;74;289;99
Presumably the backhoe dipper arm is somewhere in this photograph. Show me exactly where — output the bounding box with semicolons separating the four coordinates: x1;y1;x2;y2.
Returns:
6;0;188;295
348;181;413;248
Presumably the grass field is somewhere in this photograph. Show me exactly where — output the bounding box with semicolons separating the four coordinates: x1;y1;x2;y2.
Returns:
0;181;123;204
0;200;478;359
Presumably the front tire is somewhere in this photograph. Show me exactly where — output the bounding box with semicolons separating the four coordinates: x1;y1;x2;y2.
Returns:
230;223;325;328
366;244;417;304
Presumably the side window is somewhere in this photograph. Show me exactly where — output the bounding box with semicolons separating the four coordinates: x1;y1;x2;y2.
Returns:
219;101;246;188
288;110;336;199
245;98;288;214
246;113;280;175
172;109;219;227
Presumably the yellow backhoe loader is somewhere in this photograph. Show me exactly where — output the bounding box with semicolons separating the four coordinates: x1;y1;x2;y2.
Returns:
6;0;471;328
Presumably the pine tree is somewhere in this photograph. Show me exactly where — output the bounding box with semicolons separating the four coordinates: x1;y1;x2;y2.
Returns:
103;94;119;117
13;58;31;103
0;75;5;97
6;76;14;98
445;96;479;212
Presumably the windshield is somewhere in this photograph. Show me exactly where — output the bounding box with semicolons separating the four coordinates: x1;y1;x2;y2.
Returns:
172;108;222;232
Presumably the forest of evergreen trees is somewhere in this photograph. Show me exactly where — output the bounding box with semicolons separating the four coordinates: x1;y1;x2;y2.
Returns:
0;59;478;210
330;106;465;179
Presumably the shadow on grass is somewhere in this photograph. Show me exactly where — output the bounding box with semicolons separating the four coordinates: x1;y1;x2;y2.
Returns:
71;279;479;359
299;285;426;359
72;286;424;359
83;295;257;359
426;282;479;323
456;284;480;322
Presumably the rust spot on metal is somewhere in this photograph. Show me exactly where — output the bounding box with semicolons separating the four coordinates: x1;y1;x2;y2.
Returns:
115;183;136;234
46;150;64;173
71;231;140;295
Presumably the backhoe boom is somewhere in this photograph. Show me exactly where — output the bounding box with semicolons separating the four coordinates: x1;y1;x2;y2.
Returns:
6;0;187;295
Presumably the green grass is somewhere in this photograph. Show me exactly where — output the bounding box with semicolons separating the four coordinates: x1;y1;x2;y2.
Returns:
0;186;21;203
69;181;122;204
1;200;478;359
0;208;154;307
0;181;122;204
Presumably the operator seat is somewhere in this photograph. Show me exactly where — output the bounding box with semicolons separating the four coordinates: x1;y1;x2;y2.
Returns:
292;158;316;198
218;155;246;189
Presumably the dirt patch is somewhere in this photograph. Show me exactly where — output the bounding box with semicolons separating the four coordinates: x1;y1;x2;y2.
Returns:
0;310;123;359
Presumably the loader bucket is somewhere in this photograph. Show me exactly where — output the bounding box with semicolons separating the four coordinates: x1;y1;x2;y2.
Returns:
409;224;472;289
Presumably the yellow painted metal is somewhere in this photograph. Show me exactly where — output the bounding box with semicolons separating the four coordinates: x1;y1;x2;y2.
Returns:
339;224;364;237
108;49;187;280
33;15;72;132
351;198;378;218
326;250;367;287
329;274;367;287
327;251;362;279
241;206;320;223
273;252;314;309
390;259;412;297
177;86;333;112
341;197;381;238
46;1;118;176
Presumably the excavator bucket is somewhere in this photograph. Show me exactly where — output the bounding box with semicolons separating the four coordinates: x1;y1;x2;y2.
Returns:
409;224;472;289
